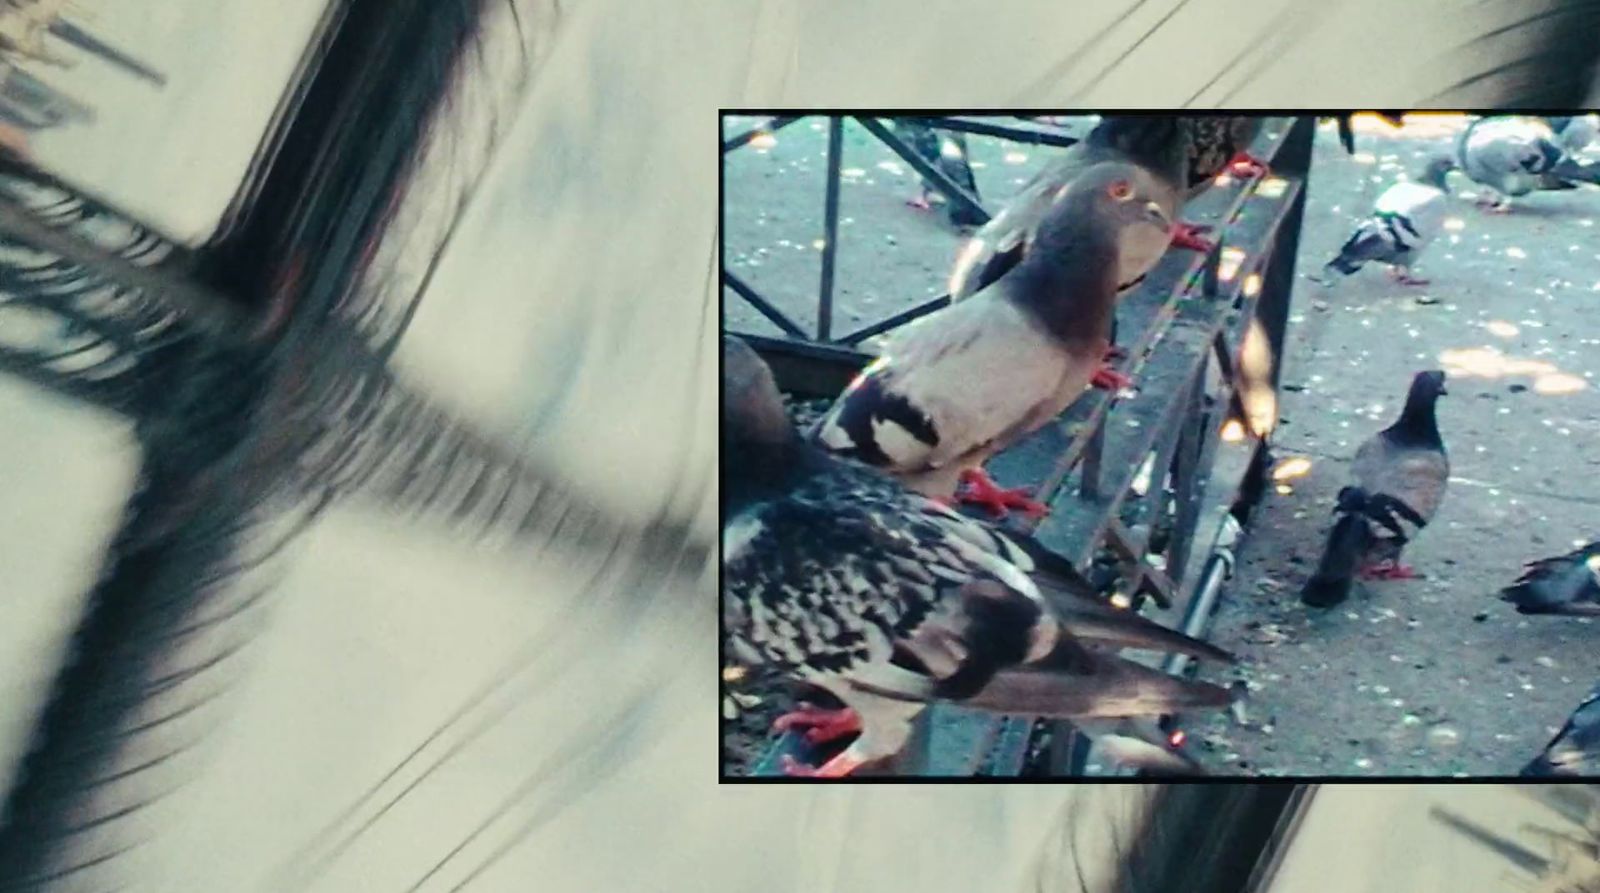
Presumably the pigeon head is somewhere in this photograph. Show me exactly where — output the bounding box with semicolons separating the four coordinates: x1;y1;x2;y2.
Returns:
1418;155;1456;191
1036;162;1172;251
722;336;794;446
1411;369;1448;399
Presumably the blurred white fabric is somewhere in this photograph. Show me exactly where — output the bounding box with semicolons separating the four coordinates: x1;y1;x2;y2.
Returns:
2;0;1598;889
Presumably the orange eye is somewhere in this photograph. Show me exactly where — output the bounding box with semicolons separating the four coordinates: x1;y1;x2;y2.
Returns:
1108;180;1133;200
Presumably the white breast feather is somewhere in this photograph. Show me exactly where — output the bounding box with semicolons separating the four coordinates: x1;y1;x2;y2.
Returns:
885;298;1086;470
722;512;765;562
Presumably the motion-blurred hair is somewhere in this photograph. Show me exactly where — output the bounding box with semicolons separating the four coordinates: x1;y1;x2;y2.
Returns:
1025;784;1307;893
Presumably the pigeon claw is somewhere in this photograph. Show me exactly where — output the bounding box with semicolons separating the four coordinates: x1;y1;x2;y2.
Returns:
957;468;1049;518
1227;151;1271;179
1359;561;1419;581
772;703;862;745
780;752;866;778
1091;364;1136;393
906;192;933;211
1390;269;1430;286
1170;222;1216;253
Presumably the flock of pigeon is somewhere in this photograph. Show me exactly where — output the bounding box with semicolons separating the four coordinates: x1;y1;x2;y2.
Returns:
722;114;1600;778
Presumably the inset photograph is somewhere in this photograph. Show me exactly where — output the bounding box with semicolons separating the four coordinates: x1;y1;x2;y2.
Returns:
720;113;1600;779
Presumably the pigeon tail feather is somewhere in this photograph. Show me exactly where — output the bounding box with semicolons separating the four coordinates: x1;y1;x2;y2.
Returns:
1302;509;1372;608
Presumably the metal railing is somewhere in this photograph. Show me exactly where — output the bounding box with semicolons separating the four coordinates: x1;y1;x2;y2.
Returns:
724;115;1316;777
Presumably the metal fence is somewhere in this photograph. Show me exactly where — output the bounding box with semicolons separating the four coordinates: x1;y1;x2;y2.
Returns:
723;114;1316;777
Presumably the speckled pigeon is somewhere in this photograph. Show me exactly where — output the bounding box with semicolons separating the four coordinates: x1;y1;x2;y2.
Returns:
723;335;1236;777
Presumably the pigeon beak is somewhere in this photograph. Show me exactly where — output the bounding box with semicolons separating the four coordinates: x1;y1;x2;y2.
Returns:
1143;200;1171;230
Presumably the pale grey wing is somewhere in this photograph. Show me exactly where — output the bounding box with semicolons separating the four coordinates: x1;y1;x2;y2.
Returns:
878;297;1089;472
1351;436;1450;522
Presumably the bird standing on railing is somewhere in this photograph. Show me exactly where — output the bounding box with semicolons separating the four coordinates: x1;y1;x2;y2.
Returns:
1315;155;1455;287
951;117;1183;303
1456;116;1600;211
810;162;1170;517
947;116;1276;306
723;335;1235;778
1302;370;1450;608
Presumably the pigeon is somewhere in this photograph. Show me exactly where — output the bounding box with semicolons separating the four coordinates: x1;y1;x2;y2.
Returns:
1327;112;1407;155
1315;155;1455;286
722;335;1236;778
1545;115;1598;154
892;119;986;227
1186;116;1268;185
1523;684;1600;777
1500;540;1600;616
947;116;1259;306
811;161;1172;517
1301;370;1450;608
1456;115;1600;211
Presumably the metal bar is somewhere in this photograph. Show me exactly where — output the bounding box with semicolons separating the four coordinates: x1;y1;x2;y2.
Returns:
1429;807;1554;875
720;115;805;153
48;18;168;87
835;294;950;346
1257;120;1315;390
855;116;990;227
902;115;1082;147
723;271;812;341
737;332;872;400
817;117;843;341
1164;380;1211;589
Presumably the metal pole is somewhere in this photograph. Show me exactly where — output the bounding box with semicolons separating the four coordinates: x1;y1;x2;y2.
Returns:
817;117;843;342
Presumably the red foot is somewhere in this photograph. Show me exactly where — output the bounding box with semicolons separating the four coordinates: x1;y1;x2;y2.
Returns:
1170;222;1215;253
1091;363;1135;392
1394;273;1430;286
957;468;1048;519
772;703;862;745
1358;561;1418;581
906;194;933;211
1228;151;1270;179
781;752;866;778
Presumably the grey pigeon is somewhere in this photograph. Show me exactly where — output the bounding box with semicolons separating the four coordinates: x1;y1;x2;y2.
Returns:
1500;540;1600;616
1456;116;1600;211
811;161;1172;517
1302;370;1450;608
891;119;985;227
722;336;1235;777
1523;684;1600;777
1317;155;1455;286
1545;115;1598;154
947;117;1253;305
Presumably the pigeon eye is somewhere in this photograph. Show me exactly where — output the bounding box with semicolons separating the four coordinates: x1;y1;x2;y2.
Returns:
1108;180;1133;201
